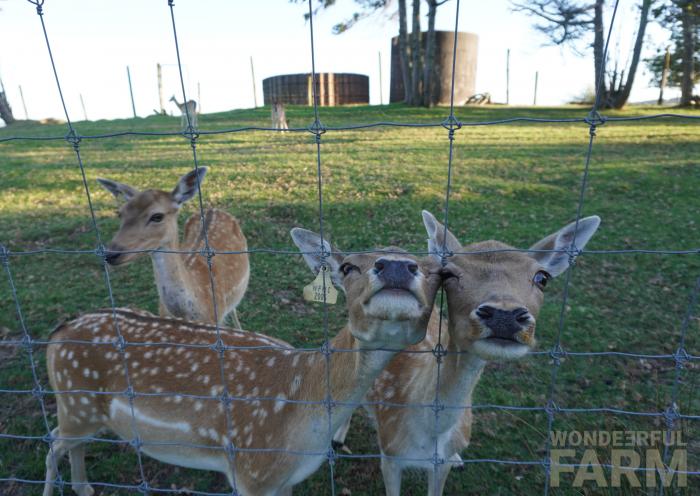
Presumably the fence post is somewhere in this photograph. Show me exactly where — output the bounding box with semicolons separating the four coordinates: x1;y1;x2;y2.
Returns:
250;56;258;108
198;81;201;114
80;93;88;121
533;71;539;106
378;50;383;105
506;48;510;105
19;85;29;120
157;63;165;114
658;46;670;106
126;65;137;118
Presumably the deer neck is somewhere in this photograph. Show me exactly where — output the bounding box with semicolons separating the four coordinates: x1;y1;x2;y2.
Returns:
150;231;195;311
430;324;487;432
305;326;397;434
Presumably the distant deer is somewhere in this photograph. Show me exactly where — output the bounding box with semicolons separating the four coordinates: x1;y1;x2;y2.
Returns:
97;168;248;329
42;229;441;496
169;95;198;130
271;100;288;131
336;211;601;496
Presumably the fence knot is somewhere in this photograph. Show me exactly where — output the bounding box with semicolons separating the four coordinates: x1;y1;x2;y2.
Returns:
549;344;566;365
431;453;446;467
211;337;226;355
65;129;82;149
307;120;326;137
167;0;175;6
0;244;9;266
544;399;560;417
673;347;689;367
21;333;33;349
28;0;45;15
432;342;447;361
94;244;107;260
431;397;445;414
43;431;56;444
584;110;606;128
326;447;337;465
124;385;135;400
441;114;461;131
184;126;199;143
219;392;232;408
114;334;126;351
136;480;150;494
31;385;45;400
663;403;680;428
320;341;333;358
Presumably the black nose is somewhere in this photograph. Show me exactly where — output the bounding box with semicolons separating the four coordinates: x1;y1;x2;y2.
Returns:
476;305;532;339
374;258;418;289
104;249;121;265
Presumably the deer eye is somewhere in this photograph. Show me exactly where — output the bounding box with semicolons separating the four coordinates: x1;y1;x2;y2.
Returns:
533;270;550;290
340;263;359;276
149;213;165;223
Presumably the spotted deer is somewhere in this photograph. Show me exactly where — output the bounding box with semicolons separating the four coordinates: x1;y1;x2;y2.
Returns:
271;100;288;131
339;211;601;496
169;95;198;130
42;228;441;496
97;168;249;329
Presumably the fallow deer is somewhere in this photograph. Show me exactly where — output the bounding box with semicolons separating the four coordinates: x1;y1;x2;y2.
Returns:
169;95;198;130
42;229;441;496
271;100;289;131
97;168;249;329
343;211;601;496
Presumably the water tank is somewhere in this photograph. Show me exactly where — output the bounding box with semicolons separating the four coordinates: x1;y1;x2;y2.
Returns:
390;31;478;105
263;73;369;106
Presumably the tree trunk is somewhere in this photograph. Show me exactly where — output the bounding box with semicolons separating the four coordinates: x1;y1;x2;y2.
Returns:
423;0;438;107
592;0;608;106
410;0;422;106
397;0;412;104
611;0;652;109
0;91;15;125
680;1;696;106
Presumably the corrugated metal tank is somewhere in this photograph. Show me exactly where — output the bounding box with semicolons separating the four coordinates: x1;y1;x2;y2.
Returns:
390;31;478;105
263;73;369;106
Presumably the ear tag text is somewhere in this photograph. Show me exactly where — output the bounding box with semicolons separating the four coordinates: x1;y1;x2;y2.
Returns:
303;266;338;304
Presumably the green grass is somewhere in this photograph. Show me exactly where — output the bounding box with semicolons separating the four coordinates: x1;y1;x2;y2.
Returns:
1;104;699;495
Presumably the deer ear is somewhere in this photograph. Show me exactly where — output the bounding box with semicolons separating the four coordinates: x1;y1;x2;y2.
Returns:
172;167;207;205
422;210;463;261
290;228;345;289
528;216;601;277
97;178;138;202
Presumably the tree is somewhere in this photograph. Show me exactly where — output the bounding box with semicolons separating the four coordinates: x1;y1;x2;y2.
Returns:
295;0;450;107
646;1;699;106
0;73;16;125
512;0;652;109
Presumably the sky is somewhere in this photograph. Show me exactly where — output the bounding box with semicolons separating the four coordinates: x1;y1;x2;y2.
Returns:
0;0;682;123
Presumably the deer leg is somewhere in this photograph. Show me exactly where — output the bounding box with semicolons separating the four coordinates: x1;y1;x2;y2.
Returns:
43;428;81;496
427;464;451;496
380;456;402;496
69;443;94;496
226;309;242;330
331;416;352;453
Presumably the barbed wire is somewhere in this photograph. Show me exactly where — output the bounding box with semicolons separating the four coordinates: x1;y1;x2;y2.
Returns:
2;0;698;494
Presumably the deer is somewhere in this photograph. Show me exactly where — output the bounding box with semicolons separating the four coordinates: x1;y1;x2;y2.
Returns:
169;95;198;130
271;100;289;131
97;167;249;329
42;228;442;496
335;210;601;496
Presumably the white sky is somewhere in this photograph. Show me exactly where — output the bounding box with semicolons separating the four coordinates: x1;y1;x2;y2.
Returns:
0;0;681;122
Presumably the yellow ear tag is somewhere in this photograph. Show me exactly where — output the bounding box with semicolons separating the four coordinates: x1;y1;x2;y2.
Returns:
303;266;338;304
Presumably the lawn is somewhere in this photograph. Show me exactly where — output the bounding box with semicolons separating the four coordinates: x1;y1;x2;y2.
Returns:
1;104;699;495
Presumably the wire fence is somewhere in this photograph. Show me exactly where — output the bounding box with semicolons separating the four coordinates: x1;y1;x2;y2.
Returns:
1;0;699;494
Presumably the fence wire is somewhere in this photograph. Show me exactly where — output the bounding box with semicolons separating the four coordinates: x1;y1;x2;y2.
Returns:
1;0;699;494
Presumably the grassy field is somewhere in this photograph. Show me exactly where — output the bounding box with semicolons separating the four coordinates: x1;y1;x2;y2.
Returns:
1;104;699;495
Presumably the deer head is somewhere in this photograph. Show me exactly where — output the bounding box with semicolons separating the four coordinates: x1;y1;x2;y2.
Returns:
97;168;207;265
290;228;441;350
422;210;600;360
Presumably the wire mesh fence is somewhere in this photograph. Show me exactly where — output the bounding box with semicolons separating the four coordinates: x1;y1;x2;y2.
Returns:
1;0;699;494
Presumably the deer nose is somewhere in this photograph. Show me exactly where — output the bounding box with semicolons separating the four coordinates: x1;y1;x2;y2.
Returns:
374;258;419;289
476;305;532;339
104;247;122;265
